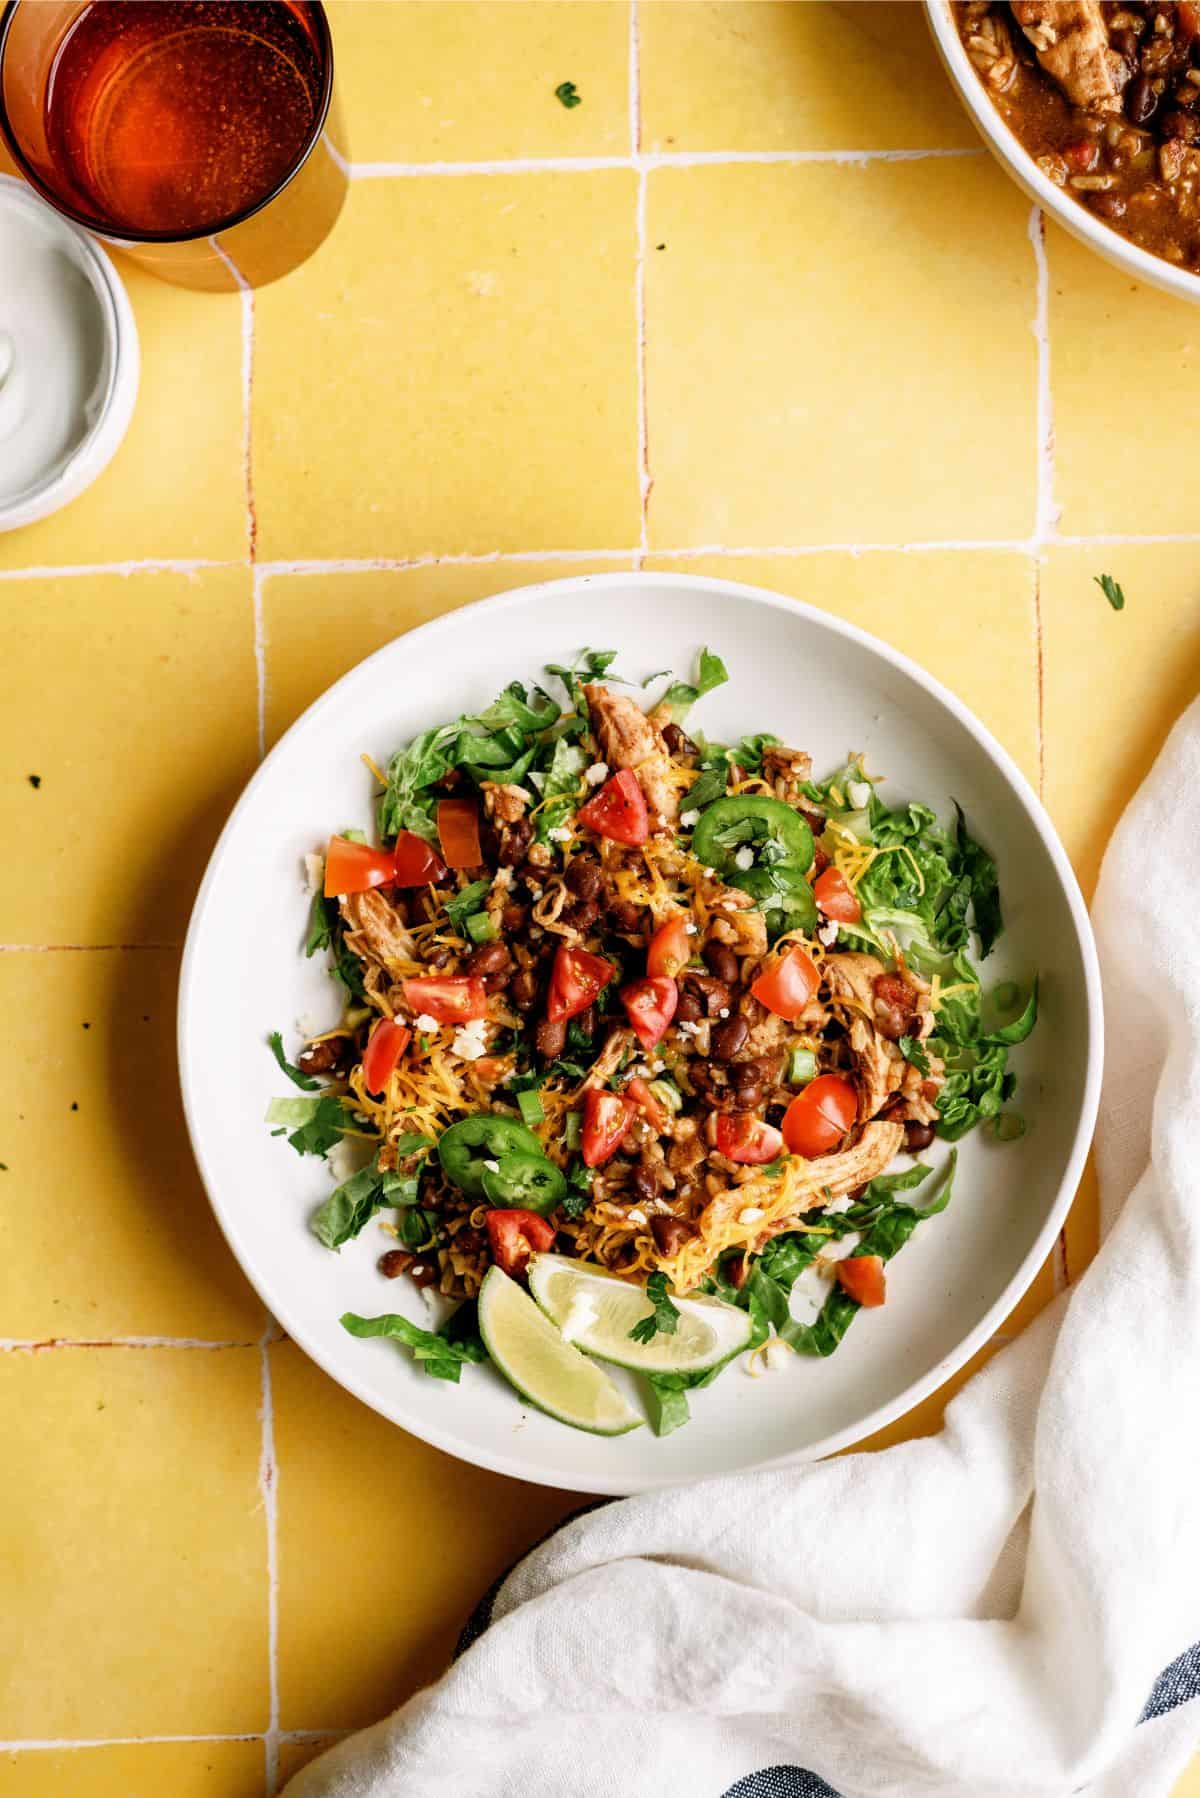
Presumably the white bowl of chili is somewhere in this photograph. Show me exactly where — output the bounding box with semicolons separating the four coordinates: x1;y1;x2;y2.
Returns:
926;0;1200;303
179;572;1102;1495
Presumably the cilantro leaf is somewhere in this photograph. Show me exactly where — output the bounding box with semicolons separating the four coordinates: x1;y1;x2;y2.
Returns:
953;802;1003;958
658;647;729;725
444;879;492;934
267;1030;318;1091
1094;573;1125;612
898;1035;931;1076
628;1271;680;1344
554;79;582;108
310;1139;431;1250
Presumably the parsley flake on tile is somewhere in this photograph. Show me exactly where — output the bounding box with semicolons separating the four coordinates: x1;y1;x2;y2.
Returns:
554;80;582;108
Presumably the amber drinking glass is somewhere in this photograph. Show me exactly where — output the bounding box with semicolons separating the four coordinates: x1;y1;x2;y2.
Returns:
0;0;346;291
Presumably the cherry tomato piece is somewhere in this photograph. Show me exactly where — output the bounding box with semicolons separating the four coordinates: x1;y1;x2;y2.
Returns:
714;1113;784;1165
577;768;649;847
813;867;861;925
324;835;396;897
781;1073;858;1158
626;1075;668;1132
647;912;691;979
391;830;447;886
581;1087;635;1167
620;975;678;1051
545;944;614;1024
401;976;487;1024
361;1019;412;1095
437;798;483;869
836;1254;886;1308
750;945;820;1021
485;1208;556;1278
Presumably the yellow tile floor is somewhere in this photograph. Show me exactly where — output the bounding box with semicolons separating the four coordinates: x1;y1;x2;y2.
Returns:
2;3;1199;1791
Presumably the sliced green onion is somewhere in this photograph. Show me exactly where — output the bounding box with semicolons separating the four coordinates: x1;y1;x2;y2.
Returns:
988;1111;1026;1143
646;1077;683;1115
465;911;498;944
564;1110;583;1151
786;1047;818;1086
517;1088;545;1128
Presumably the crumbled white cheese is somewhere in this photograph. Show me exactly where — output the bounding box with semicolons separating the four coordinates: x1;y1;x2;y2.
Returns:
413;1013;440;1033
847;779;872;811
626;1207;648;1226
679;809;699;828
738;1206;765;1225
764;1339;792;1372
483;1158;500;1173
630;1062;651;1078
303;852;324;895
733;846;755;872
559;1291;599;1343
547;825;572;842
527;886;544;900
684;920;698;935
452;1018;489;1061
718;1007;730;1019
585;762;609;787
677;1020;703;1039
817;920;840;947
702;866;716;878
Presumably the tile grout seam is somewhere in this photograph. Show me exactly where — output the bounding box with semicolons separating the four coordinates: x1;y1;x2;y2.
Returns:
0;1730;351;1753
259;1327;282;1796
630;0;649;564
346;147;986;178
1028;204;1072;1301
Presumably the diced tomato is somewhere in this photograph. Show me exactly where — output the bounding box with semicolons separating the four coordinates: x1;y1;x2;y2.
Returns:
626;1075;668;1132
401;976;487;1024
361;1019;411;1095
715;1113;784;1165
647;912;691;979
324;834;396;897
581;1087;635;1167
577;767;649;846
750;945;820;1021
813;867;861;925
546;944;613;1024
437;798;482;869
620;975;678;1051
1063;138;1100;174
836;1254;886;1308
781;1073;858;1158
486;1208;556;1278
391;830;446;886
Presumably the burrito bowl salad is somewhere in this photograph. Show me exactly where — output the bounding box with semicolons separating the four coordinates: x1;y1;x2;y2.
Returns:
266;649;1037;1437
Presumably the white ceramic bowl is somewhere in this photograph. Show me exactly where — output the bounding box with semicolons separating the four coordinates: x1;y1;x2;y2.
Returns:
925;0;1200;304
179;573;1102;1495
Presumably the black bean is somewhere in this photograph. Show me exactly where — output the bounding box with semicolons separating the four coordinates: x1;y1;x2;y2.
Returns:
465;941;510;976
378;1249;410;1278
662;722;698;756
562;898;599;932
497;819;534;866
630;1164;660;1205
608;899;643;933
710;1014;749;1062
536;1015;567;1058
297;1036;349;1075
1127;71;1159;124
500;902;529;931
1088;190;1129;220
510;969;538;1009
703;941;739;985
566;856;603;900
1111;26;1140;64
650;1214;694;1255
904;1120;937;1152
675;988;704;1025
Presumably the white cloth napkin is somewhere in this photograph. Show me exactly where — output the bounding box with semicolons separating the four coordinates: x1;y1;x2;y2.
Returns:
286;701;1200;1798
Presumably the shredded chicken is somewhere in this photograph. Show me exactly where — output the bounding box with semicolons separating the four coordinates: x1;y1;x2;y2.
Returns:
481;781;530;824
579;1025;636;1090
1011;1;1121;109
825;952;905;1123
806;1120;907;1199
583;682;678;822
341;890;416;979
709;893;769;959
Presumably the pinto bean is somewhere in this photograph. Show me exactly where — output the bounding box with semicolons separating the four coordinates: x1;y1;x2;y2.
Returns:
651;1214;695;1256
536;1015;567;1058
703;941;739;984
465;941;511;977
510;968;539;1010
566;856;603;900
710;1013;749;1062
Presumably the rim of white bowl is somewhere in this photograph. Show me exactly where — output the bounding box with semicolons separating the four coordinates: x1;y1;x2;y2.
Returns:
0;176;140;532
924;0;1200;305
178;573;1104;1492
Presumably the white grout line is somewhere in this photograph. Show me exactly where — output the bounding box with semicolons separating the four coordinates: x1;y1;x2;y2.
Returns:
631;0;649;564
253;565;267;760
0;560;232;580
0;1730;351;1753
0;1337;258;1351
1029;207;1057;545
347;147;985;179
0;942;181;953
240;287;257;559
258;1329;282;1795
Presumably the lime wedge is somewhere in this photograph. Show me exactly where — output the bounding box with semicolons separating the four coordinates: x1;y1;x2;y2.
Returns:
527;1253;752;1375
477;1265;642;1436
